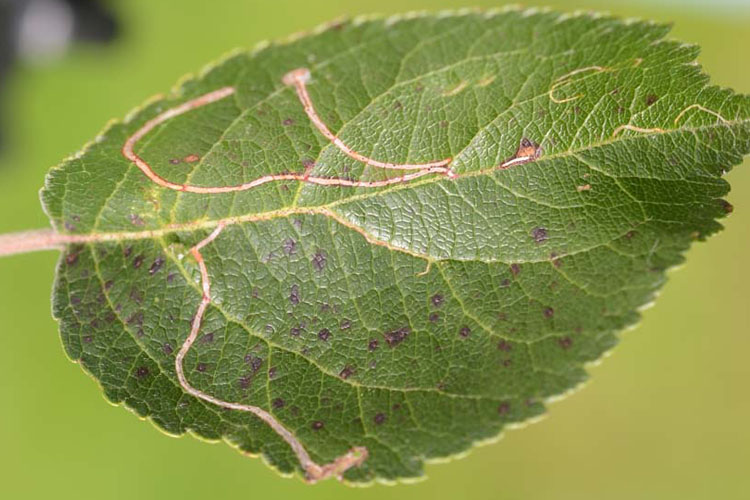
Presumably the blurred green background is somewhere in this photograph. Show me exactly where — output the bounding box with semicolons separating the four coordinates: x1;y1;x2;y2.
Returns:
0;1;748;499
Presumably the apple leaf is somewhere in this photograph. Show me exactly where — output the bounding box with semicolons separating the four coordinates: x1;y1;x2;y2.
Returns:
41;8;750;483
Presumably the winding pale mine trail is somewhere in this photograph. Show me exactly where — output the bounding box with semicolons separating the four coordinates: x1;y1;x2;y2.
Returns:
118;67;466;481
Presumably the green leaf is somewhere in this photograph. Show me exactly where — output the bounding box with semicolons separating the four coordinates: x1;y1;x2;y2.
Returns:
40;8;750;483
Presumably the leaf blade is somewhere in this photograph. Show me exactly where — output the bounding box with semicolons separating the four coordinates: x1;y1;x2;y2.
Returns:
43;9;750;483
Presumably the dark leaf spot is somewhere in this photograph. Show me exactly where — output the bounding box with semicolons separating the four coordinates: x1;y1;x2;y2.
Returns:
429;312;440;322
65;252;79;266
169;158;181;165
126;310;144;326
82;335;93;343
245;355;263;372
559;337;573;349
543;307;554;318
431;294;444;308
339;366;355;379
196;363;207;372
238;375;252;389
318;328;331;341
136;366;149;378
374;413;386;425
283;238;296;255
311;420;324;430
645;94;659;106
201;332;214;344
129;214;145;226
497;402;511;416
531;227;548;244
312;251;327;271
497;340;512;352
459;326;471;338
149;258;165;275
384;327;410;347
340;319;351;330
162;343;173;355
290;325;302;337
133;255;144;269
283;118;294;126
272;398;285;409
184;154;200;163
510;263;521;276
368;339;379;351
289;284;300;305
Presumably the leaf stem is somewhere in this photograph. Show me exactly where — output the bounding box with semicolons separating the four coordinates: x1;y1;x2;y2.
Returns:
0;228;72;257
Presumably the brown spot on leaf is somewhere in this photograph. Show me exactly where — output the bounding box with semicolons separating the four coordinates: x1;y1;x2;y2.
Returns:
384;327;410;347
368;339;379;351
129;214;146;227
312;251;327;271
126;310;144;326
497;402;511;416
196;363;207;372
431;294;444;308
531;227;548;243
339;366;355;379
169;158;181;165
162;343;173;355
459;326;471;338
720;199;734;213
238;375;252;389
244;354;263;372
289;284;300;305
429;312;440;322
510;263;521;276
543;307;554;318
311;420;324;430
500;137;542;168
559;337;573;349
272;398;285;409
136;366;149;378
290;325;302;337
283;238;296;255
340;319;351;330
283;118;294;126
497;340;512;352
374;413;386;425
645;94;659;106
184;154;200;163
149;258;165;275
318;328;331;341
66;252;79;266
133;255;144;269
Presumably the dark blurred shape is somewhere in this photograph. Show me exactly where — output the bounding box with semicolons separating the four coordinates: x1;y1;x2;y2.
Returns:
0;0;119;152
69;0;118;43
